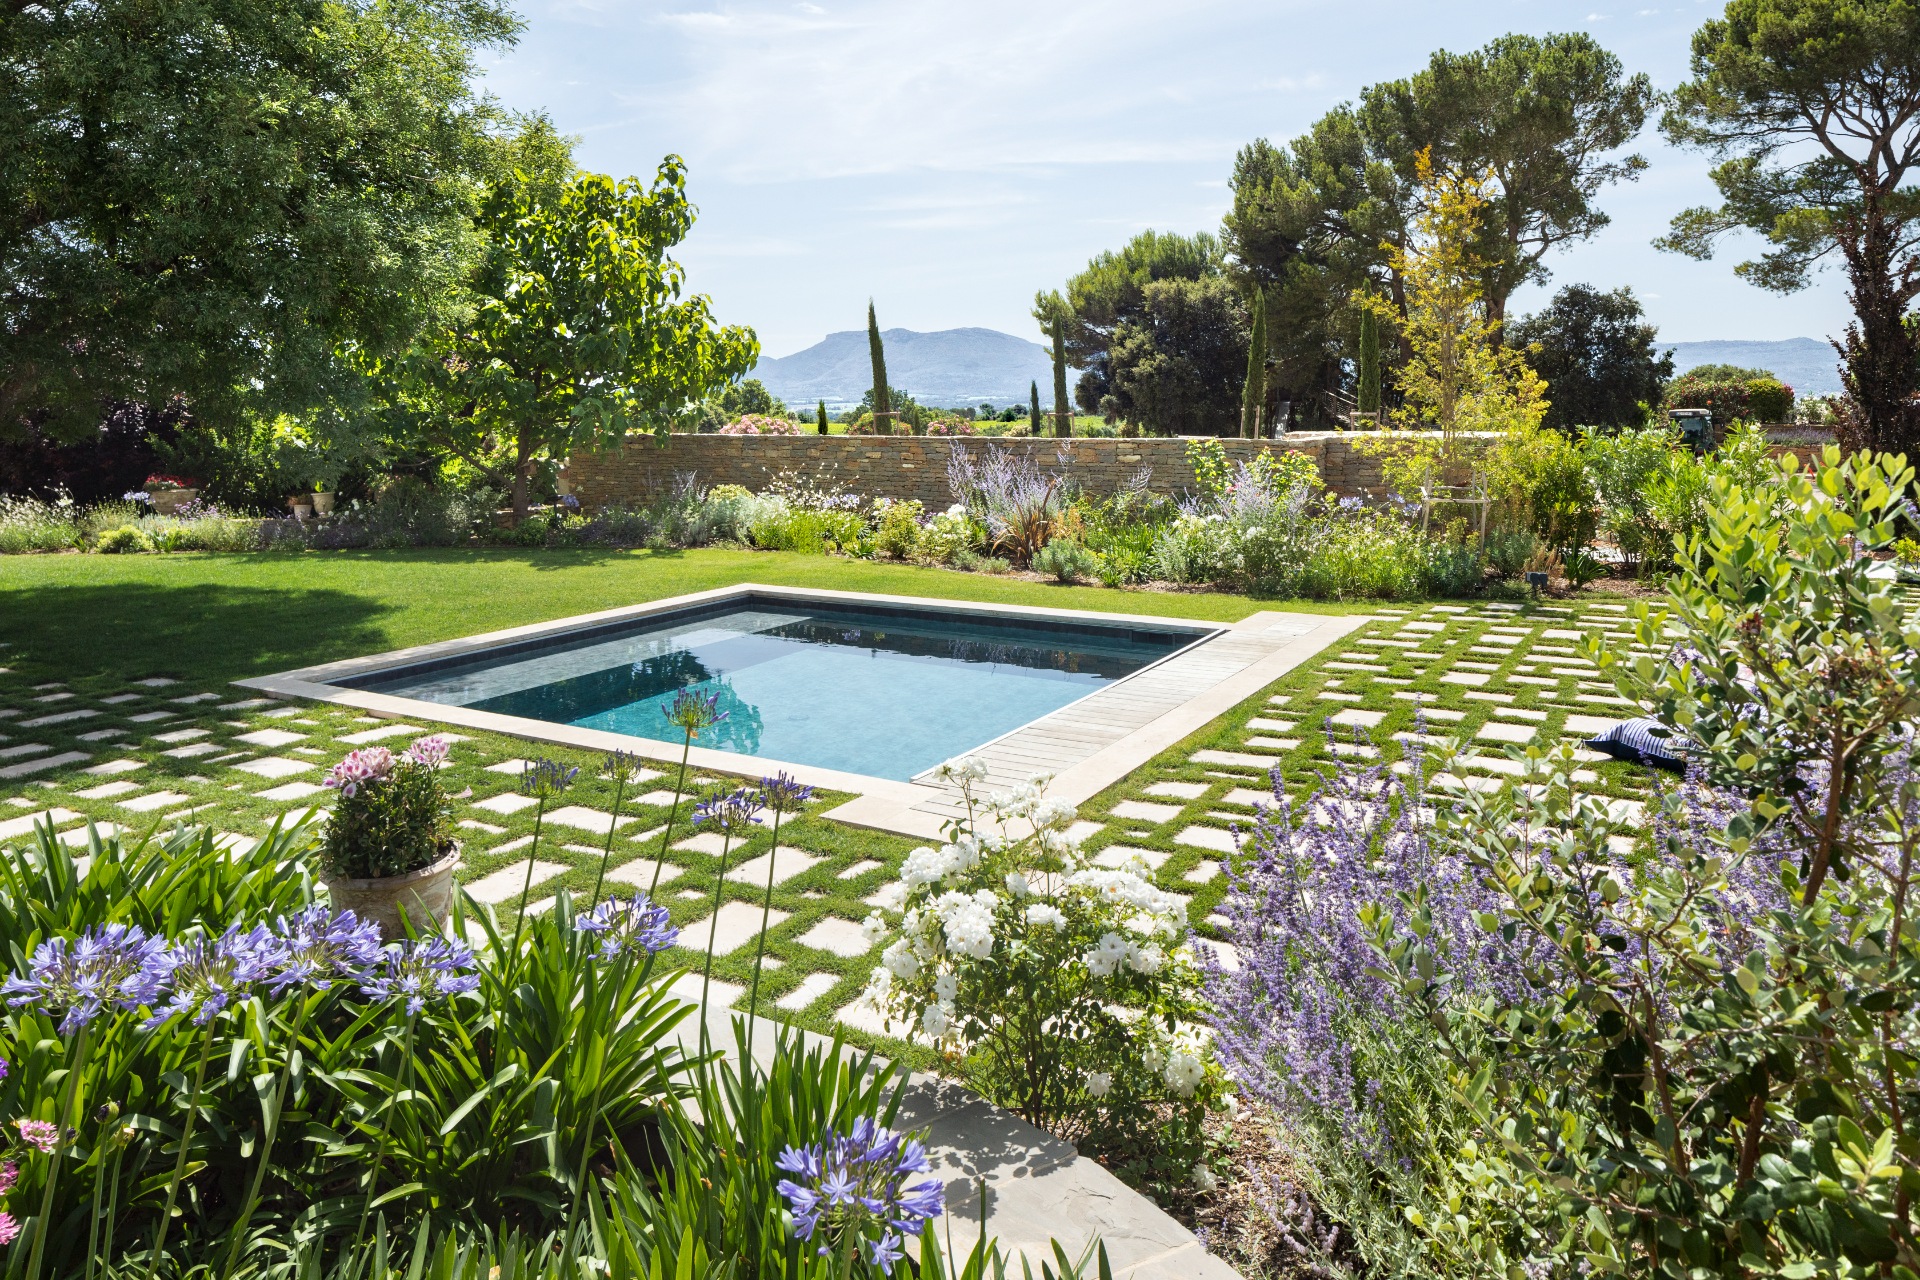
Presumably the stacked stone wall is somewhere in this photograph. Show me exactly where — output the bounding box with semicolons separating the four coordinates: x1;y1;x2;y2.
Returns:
566;432;1487;510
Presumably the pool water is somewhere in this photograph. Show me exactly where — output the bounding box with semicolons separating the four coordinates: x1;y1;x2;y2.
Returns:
350;599;1198;780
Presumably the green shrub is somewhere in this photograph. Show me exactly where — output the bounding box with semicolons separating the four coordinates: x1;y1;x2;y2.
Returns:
1744;375;1793;422
871;498;925;560
0;495;81;553
1031;539;1096;583
1894;536;1920;567
1583;425;1680;573
747;503;865;554
94;524;155;554
1482;528;1537;578
320;738;455;879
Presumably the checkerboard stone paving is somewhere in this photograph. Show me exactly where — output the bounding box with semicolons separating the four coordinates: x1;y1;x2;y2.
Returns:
0;596;1671;1054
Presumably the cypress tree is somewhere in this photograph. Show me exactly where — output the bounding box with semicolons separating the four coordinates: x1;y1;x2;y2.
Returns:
1357;301;1382;415
1240;289;1267;439
1051;323;1071;438
816;399;829;435
1029;381;1041;433
867;301;892;434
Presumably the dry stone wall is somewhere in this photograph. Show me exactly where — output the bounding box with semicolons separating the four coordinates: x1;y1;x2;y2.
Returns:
567;432;1478;510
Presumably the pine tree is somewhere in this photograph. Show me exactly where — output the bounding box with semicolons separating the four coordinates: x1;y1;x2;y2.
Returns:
1240;289;1267;438
1051;322;1071;438
867;301;893;434
1029;381;1041;433
816;399;829;435
1357;300;1382;415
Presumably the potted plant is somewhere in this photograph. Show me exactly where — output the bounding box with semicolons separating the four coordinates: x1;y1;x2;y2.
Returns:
144;474;202;515
320;735;460;937
287;494;315;520
311;478;336;516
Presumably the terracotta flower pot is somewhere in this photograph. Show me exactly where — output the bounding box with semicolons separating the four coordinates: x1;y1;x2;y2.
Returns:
324;847;461;939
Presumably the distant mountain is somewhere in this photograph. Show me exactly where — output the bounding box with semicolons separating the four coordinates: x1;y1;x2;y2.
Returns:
752;327;1064;407
1664;337;1841;396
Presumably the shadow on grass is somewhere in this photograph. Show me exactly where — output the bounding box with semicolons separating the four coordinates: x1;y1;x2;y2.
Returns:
0;582;395;685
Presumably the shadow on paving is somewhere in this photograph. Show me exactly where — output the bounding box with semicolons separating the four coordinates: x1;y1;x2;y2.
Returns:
0;583;395;685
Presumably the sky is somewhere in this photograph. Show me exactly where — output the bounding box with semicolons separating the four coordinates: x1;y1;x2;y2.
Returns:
478;0;1853;361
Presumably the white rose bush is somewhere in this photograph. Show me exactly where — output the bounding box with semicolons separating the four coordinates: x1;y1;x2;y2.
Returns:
859;758;1223;1174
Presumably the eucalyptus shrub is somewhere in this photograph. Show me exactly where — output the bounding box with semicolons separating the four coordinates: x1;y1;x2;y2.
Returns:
1362;449;1920;1277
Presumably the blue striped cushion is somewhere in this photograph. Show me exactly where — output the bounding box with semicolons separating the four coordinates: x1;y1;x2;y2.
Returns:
1586;718;1686;773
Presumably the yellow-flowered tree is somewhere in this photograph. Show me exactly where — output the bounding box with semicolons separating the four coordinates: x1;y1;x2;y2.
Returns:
1361;149;1548;499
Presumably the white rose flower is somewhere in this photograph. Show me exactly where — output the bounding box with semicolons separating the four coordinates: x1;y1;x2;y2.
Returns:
1192;1165;1218;1193
1127;942;1165;975
1085;1071;1112;1099
1032;798;1076;830
1143;1046;1166;1073
1222;1094;1240;1117
1083;931;1129;977
922;1004;951;1037
1004;871;1030;898
1025;903;1067;930
933;971;959;1003
861;911;889;945
882;939;922;981
1164;1050;1205;1098
864;966;893;998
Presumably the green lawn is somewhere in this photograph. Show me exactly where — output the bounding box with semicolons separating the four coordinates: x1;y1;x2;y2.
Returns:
0;547;1367;686
0;547;1658;1059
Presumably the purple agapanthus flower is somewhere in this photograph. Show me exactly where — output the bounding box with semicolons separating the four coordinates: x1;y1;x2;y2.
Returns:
0;924;171;1034
323;747;396;799
758;773;814;815
143;925;285;1028
664;688;727;737
265;905;386;993
774;1116;945;1273
574;895;679;960
519;758;579;800
692;786;764;835
359;938;481;1015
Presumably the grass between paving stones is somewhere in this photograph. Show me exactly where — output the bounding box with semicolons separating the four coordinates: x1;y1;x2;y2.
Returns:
0;549;1668;1064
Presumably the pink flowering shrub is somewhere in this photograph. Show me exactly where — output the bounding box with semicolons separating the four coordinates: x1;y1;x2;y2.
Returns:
321;736;455;879
717;415;803;436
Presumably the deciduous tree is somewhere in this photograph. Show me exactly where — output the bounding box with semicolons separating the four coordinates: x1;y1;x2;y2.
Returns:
393;158;757;519
1660;0;1920;455
0;0;519;439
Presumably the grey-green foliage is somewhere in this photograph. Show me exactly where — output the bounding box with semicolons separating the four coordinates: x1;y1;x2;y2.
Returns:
1367;448;1920;1277
1581;425;1679;572
1031;539;1096;583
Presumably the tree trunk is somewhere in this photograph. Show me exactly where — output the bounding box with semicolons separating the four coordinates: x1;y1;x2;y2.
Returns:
511;427;534;523
1835;203;1920;457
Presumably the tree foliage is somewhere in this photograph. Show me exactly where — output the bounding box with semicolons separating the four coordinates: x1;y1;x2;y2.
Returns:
390;157;757;517
1509;284;1673;430
1366;152;1548;486
0;0;520;440
1360;33;1655;326
1039;231;1225;428
1660;0;1920;454
1105;277;1249;437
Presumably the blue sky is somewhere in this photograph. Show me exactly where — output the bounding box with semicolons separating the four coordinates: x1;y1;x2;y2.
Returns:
479;0;1851;360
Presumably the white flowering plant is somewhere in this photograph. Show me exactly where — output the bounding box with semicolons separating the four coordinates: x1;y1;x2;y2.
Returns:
859;758;1224;1173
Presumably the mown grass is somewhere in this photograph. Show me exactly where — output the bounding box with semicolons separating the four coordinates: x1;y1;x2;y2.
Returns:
0;546;1377;686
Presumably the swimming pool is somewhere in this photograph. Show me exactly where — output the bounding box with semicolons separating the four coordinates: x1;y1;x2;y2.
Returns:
341;594;1205;781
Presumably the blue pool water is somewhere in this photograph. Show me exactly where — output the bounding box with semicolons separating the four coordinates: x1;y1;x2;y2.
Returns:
348;598;1199;780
